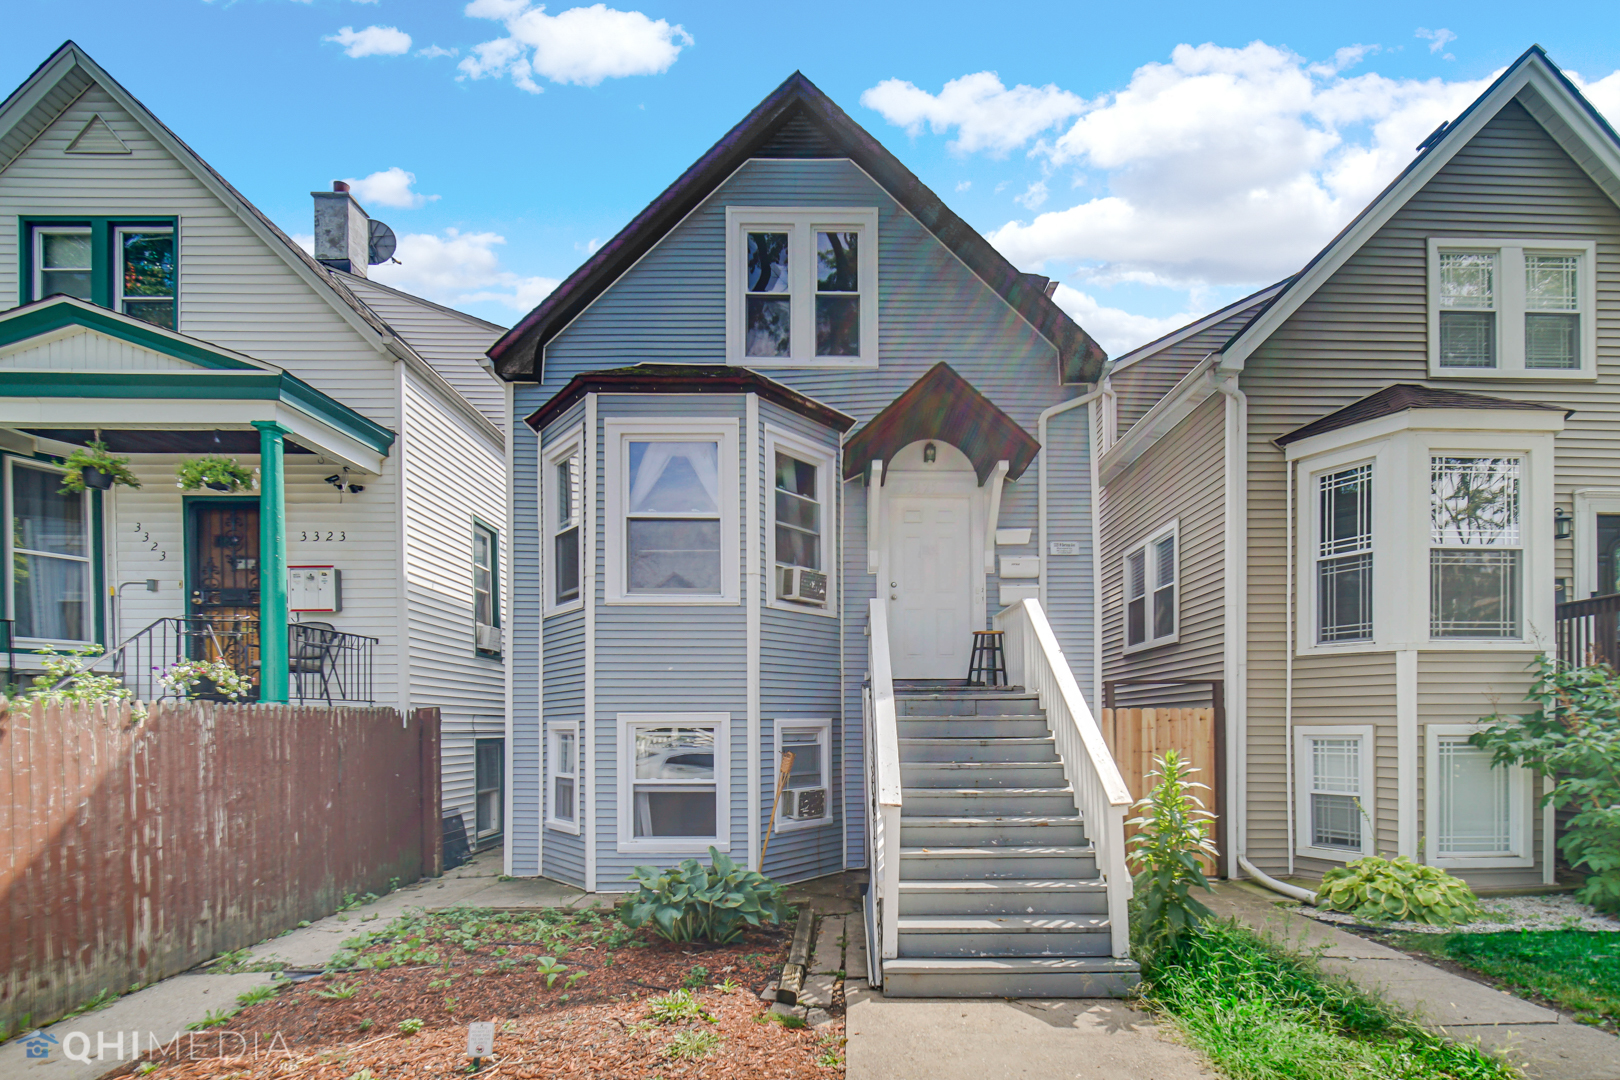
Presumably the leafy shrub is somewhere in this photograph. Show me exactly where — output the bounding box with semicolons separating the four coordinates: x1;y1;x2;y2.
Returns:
158;658;253;701
1127;750;1219;949
175;454;256;493
1319;856;1483;925
60;441;141;493
1472;655;1620;913
622;847;787;944
13;646;143;716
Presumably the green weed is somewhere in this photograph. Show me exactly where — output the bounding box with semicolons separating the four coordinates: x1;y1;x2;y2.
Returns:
187;1007;240;1031
647;988;713;1025
315;981;360;1001
235;984;280;1007
398;1018;424;1035
663;1029;721;1059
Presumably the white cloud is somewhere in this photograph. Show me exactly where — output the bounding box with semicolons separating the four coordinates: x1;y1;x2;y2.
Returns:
955;180;971;192
575;237;603;255
291;233;315;254
1049;284;1204;357
1574;69;1620;124
366;228;559;312
459;1;692;93
344;167;439;210
1016;180;1048;210
326;25;412;58
418;45;459;58
861;71;1083;156
1415;28;1457;56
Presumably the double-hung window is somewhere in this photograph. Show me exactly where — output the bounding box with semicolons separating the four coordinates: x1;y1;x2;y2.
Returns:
8;459;92;643
1426;724;1530;868
29;221;177;329
1429;239;1595;378
472;521;501;656
474;738;504;840
1123;522;1177;650
619;713;729;851
606;420;738;603
767;431;833;610
1430;456;1521;639
1316;464;1373;643
545;433;583;610
1295;726;1373;860
726;207;878;367
548;721;580;831
775;719;832;829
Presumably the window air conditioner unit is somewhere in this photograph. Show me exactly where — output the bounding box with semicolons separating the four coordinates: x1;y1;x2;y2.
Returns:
777;566;827;605
476;623;503;652
782;787;827;821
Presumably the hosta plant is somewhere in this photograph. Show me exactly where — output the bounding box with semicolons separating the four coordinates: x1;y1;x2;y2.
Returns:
1127;749;1219;949
1318;856;1483;926
622;847;788;944
176;455;256;493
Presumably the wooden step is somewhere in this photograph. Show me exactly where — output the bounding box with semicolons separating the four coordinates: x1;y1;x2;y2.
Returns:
879;956;1140;999
898;878;1110;915
898;736;1058;763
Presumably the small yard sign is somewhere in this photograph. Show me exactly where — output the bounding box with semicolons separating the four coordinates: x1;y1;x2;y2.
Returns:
1048;541;1082;556
466;1021;495;1058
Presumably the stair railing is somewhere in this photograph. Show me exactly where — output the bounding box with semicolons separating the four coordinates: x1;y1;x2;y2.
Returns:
996;597;1135;958
865;598;903;970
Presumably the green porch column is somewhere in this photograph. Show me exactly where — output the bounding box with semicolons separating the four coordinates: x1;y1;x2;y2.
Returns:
253;421;290;703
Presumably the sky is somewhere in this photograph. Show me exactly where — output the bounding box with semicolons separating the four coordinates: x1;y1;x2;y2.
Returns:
5;1;1620;357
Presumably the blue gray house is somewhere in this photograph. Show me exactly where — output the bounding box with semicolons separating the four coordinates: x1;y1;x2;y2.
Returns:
490;74;1139;996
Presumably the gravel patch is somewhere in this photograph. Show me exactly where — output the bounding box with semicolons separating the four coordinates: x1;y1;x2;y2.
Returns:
1299;893;1620;934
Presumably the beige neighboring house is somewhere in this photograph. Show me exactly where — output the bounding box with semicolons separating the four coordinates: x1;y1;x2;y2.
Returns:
1095;44;1620;890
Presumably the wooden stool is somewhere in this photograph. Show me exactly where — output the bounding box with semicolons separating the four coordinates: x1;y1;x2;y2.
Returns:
967;630;1007;687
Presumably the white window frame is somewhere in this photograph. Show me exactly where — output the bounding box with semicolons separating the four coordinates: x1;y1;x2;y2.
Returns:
543;424;585;615
725;206;879;369
32;226;92;303
773;718;833;832
1287;414;1559;656
1122;519;1178;653
1572;488;1620;600
1427;238;1596;379
1425;722;1533;869
765;426;836;616
1428;453;1526;642
6;456;94;647
1311;459;1376;646
546;719;582;834
474;737;505;840
617;712;730;854
112;225;175;326
1294;724;1375;863
604;418;738;605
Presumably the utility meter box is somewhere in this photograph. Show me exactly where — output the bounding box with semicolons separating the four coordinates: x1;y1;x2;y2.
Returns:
289;566;342;613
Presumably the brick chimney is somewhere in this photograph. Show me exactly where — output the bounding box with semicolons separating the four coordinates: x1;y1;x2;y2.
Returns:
311;181;371;277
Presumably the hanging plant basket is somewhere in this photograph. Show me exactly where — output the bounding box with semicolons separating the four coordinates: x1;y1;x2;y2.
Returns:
60;441;141;494
176;454;257;494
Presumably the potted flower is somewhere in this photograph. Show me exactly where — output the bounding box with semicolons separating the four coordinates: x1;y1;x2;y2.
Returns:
176;455;256;493
157;658;253;701
60;441;141;494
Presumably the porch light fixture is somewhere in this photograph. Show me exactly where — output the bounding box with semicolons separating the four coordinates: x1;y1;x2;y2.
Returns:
1554;507;1573;540
923;442;937;464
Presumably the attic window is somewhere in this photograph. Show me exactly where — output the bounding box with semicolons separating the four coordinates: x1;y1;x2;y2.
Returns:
727;207;877;368
28;220;176;330
1428;238;1594;379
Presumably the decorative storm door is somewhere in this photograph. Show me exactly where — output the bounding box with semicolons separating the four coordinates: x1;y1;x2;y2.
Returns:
187;501;261;693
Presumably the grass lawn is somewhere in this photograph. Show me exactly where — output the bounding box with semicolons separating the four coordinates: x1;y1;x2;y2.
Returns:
1139;920;1516;1080
1389;930;1620;1033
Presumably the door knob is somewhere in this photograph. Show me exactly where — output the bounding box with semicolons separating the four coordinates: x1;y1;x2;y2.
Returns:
890;581;897;587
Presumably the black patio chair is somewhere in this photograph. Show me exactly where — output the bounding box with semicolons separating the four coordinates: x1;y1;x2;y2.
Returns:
289;621;344;704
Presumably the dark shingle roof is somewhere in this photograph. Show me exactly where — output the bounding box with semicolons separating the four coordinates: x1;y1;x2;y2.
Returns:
842;362;1040;484
1274;383;1570;447
523;364;855;434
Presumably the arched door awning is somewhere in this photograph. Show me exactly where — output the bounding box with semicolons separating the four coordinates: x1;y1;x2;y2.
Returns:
842;362;1041;484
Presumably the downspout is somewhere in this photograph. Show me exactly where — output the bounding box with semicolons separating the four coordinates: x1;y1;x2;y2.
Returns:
1037;382;1107;700
1239;855;1318;904
1286;456;1296;876
1214;369;1248;882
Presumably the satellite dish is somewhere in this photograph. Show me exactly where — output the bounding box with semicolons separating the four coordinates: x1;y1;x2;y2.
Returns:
367;219;397;265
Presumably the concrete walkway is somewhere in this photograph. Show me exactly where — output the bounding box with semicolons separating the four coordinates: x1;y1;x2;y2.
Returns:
8;849;595;1079
1207;880;1620;1080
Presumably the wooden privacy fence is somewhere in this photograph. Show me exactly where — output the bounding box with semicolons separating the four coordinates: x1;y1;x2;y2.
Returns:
1100;707;1219;873
0;701;441;1035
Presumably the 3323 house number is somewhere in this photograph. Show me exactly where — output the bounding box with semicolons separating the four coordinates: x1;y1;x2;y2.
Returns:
299;531;347;542
131;522;166;561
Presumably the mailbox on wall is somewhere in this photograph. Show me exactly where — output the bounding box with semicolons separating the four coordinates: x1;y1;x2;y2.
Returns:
289;566;342;613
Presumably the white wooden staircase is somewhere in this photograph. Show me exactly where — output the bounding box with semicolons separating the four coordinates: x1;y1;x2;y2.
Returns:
865;599;1140;997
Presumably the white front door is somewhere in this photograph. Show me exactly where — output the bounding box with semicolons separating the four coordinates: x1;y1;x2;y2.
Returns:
887;495;973;679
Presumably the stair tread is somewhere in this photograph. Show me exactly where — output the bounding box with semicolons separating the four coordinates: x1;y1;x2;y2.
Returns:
907;761;1061;769
900;878;1106;892
900;845;1095;856
898;915;1110;932
903;787;1074;796
901;815;1083;825
899;736;1054;745
882;957;1139;973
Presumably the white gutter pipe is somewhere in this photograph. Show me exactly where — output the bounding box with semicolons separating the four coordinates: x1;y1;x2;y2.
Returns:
1214;369;1249;882
1238;855;1319;905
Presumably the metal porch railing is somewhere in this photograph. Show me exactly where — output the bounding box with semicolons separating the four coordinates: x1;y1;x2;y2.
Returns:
1556;592;1620;667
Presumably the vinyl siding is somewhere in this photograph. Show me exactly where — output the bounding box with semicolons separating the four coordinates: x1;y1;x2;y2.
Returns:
510;156;1091;879
1040;400;1095;704
1110;300;1270;437
0;329;200;370
1236;92;1620;883
1291;654;1397;875
1099;394;1225;706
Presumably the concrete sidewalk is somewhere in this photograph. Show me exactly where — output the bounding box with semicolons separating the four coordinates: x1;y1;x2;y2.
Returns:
1207;880;1620;1080
8;850;602;1079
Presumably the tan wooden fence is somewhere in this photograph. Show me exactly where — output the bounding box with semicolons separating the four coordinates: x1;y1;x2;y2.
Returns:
0;701;441;1035
1100;707;1219;871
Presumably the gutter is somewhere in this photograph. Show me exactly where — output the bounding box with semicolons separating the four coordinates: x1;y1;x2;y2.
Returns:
1099;354;1219;485
1215;371;1248;883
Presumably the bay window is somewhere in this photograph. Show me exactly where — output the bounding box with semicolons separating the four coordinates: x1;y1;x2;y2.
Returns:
544;431;583;611
1428;238;1595;378
1430;456;1521;639
766;429;834;611
8;459;92;643
726;207;878;367
619;713;729;851
1316;464;1372;643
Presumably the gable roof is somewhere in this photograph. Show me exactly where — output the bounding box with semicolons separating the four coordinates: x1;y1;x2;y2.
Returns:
1108;280;1288;373
842;362;1041;484
1274;383;1569;447
0;294;269;370
487;72;1106;385
524;363;855;433
1218;45;1620;372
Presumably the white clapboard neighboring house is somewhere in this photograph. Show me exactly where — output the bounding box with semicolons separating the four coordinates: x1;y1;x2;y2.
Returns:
490;74;1143;998
0;42;509;855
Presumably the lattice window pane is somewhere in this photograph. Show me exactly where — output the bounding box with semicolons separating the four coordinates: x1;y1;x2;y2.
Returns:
1525;254;1578;310
1318;552;1372;643
1319;465;1372;558
1430;549;1521;637
1431;457;1519;546
1308;737;1362;850
1439;311;1496;368
1436;736;1512;855
1439;251;1495;308
1525;313;1579;369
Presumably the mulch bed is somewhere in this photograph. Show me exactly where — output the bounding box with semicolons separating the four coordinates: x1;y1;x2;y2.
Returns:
132;907;843;1077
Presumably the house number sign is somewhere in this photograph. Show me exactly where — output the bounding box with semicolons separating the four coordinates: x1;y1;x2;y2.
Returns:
297;531;347;542
131;522;167;561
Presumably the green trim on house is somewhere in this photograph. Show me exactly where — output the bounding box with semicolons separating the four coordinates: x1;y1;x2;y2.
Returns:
252;422;289;703
17;216;178;314
0;369;396;456
0;298;254;369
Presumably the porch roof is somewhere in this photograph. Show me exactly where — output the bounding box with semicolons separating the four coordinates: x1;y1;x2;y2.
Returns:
842;362;1041;484
1274;383;1571;448
523;363;856;433
0;297;395;472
